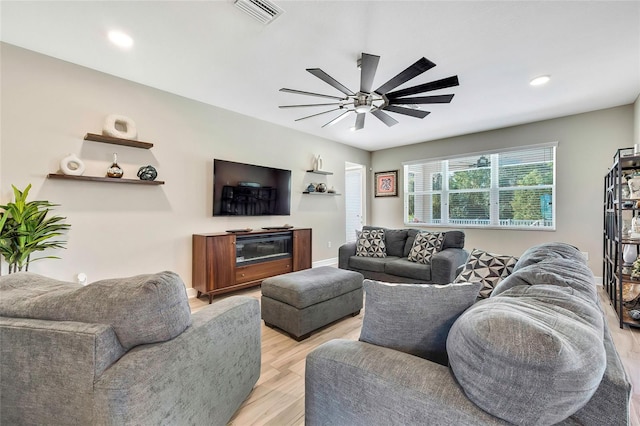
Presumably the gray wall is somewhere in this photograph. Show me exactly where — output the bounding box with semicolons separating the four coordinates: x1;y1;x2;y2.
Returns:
0;43;371;287
370;105;635;273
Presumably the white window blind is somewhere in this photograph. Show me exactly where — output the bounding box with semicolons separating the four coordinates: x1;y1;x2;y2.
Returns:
404;144;556;230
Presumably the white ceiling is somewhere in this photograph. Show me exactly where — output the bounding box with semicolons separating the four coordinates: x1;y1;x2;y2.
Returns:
1;1;639;151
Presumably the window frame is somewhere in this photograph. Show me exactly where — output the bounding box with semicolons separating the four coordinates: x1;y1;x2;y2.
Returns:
403;142;557;231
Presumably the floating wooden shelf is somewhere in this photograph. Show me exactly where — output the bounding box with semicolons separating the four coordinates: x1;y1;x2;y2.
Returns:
47;173;164;185
306;169;333;175
303;191;341;196
84;133;154;149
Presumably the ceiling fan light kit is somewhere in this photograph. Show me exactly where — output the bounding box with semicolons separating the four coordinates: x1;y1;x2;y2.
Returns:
280;53;459;131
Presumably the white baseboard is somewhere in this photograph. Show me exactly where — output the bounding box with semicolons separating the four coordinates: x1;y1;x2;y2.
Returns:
186;287;198;298
313;257;338;268
594;276;603;286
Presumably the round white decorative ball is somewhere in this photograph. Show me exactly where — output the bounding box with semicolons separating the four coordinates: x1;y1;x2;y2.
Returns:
60;153;86;176
103;114;138;140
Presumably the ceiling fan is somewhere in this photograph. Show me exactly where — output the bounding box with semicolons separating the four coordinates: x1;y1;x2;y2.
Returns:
279;53;459;131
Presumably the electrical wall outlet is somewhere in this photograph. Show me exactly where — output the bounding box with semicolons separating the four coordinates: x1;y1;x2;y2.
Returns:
328;241;332;248
76;272;88;285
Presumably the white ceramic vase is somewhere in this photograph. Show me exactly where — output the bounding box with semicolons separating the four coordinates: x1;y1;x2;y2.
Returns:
623;244;638;265
60;153;85;176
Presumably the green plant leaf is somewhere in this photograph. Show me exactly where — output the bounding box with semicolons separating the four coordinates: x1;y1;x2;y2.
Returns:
0;184;70;272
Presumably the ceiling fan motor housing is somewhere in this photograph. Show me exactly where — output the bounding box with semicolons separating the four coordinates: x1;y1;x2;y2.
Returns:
354;93;373;113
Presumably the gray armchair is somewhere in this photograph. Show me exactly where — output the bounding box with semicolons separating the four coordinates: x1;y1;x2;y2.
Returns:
1;271;261;425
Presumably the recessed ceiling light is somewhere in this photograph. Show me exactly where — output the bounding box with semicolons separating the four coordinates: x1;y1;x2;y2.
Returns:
108;30;133;49
530;75;550;86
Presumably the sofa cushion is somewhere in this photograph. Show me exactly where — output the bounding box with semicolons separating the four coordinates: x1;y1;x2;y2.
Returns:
349;255;400;273
454;248;518;299
492;257;598;303
355;229;387;258
447;285;606;425
514;241;584;271
403;229;465;257
0;271;192;350
362;226;408;257
403;229;422;257
442;230;465;250
384;258;432;281
383;228;409;257
407;231;444;264
360;279;481;365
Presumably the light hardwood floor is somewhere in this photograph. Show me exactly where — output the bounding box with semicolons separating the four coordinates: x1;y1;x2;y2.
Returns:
190;286;639;426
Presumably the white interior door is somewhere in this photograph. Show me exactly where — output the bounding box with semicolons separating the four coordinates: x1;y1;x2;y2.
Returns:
345;162;365;243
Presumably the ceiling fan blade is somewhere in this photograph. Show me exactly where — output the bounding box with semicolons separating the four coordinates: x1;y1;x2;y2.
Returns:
386;76;460;99
295;107;343;122
374;57;436;95
322;110;352;128
388;94;455;104
355;113;366;130
371;109;399;127
382;105;431;119
307;68;355;96
360;53;380;93
280;102;343;109
280;88;345;100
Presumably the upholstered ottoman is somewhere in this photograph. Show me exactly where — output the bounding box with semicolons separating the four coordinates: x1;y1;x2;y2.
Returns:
261;266;364;340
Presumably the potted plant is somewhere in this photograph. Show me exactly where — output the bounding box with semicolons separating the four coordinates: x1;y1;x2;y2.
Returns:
0;184;71;274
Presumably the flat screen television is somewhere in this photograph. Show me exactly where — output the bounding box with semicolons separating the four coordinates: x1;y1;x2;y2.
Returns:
213;159;291;216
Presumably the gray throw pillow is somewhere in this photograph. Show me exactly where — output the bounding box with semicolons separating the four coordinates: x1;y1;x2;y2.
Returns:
407;231;444;264
355;229;387;257
447;285;606;425
454;248;518;298
0;271;192;350
359;279;481;365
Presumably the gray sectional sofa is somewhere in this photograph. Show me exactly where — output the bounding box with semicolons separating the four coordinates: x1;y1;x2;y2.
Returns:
0;271;261;425
307;242;632;425
338;226;468;284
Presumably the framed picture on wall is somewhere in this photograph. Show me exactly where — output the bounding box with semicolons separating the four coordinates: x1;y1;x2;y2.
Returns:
374;170;398;197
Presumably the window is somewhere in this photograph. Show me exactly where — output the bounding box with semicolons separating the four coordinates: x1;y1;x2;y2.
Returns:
404;144;556;230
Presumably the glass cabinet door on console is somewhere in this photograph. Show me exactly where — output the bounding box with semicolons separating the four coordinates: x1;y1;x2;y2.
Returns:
236;232;292;266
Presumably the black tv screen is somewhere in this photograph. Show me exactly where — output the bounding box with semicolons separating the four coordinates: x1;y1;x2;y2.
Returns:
213;159;291;216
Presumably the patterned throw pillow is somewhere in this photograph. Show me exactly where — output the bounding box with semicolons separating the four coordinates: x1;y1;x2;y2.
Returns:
355;229;387;257
454;248;518;299
407;232;444;264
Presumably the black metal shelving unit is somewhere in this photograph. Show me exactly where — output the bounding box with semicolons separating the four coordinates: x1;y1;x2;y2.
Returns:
603;147;640;328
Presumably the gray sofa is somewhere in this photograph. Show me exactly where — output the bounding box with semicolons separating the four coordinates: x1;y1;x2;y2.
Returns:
339;226;468;284
307;242;632;425
0;271;261;426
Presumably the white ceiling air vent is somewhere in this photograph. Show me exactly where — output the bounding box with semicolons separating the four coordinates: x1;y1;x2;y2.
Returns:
234;0;284;25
